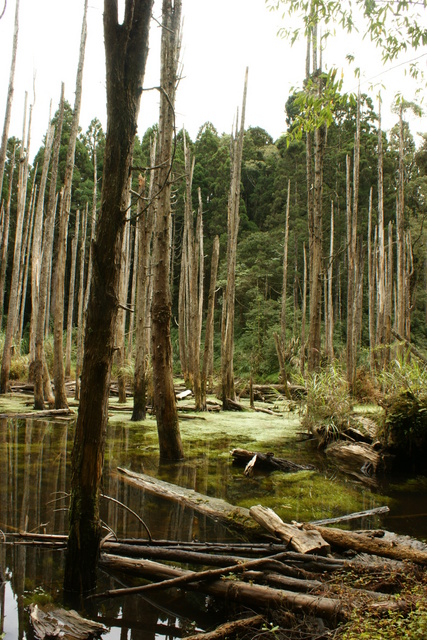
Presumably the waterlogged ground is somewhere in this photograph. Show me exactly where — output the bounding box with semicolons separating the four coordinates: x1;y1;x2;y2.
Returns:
1;392;427;638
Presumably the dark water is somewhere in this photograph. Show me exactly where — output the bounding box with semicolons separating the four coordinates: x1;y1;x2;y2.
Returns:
1;415;426;639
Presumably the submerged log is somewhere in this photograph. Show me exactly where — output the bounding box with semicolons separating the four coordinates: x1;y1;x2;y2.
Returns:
304;524;427;565
231;448;315;474
250;505;330;555
0;408;75;420
117;467;266;537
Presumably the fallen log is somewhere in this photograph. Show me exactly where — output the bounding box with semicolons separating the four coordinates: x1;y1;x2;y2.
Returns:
231;448;315;474
99;553;348;621
117;467;266;538
0;408;75;420
250;506;330;555
183;615;264;640
304;524;427;565
310;505;390;526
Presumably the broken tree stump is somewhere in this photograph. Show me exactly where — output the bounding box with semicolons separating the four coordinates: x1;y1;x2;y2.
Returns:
250;505;330;555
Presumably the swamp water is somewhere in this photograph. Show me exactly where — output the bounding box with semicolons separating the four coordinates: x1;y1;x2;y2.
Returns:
1;396;427;639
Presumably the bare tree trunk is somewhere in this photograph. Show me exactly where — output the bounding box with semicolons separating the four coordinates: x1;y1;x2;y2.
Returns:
367;188;376;370
16;174;37;348
0;0;19;195
29;123;55;362
0;145;16;331
300;243;307;376
150;0;184;459
52;0;88;409
74;204;88;401
116;200;131;403
201;235;219;409
34;86;65;410
65;0;154;597
396;102;406;359
275;180;291;394
0;94;31;393
325;201;334;360
221;68;248;409
376;96;387;366
346;90;361;394
385;221;393;363
65;210;80;377
127;225;138;359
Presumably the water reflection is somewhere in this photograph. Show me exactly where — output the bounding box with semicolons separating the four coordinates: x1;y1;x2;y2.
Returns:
1;415;426;639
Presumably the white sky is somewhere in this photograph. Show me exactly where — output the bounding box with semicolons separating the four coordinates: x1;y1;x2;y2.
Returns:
0;0;426;161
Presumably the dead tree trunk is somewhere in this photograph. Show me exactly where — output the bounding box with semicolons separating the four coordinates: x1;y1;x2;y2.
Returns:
201;234;219;408
367;188;376;370
376;96;387;366
0;146;16;332
150;0;184;459
52;0;87;409
74;204;88;401
64;0;154;597
325;201;334;360
65;210;80;377
0;94;31;393
221;68;248;409
0;0;19;195
29;122;55;362
33;86;65;410
396;102;406;357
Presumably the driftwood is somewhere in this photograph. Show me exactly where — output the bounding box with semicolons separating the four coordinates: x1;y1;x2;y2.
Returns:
99;553;348;621
117;467;266;537
310;505;390;526
250;506;330;555
231;448;315;474
304;524;427;565
183;615;264;640
29;604;107;639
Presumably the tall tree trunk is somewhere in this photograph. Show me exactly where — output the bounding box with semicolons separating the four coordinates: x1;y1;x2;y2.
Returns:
74;204;88;401
201;234;219;409
150;0;184;459
221;68;248;409
0;0;19;195
0;94;31;393
52;0;88;409
325;201;334;361
29;123;55;362
0;145;16;331
65;0;154;597
300;243;307;376
396;102;406;357
376;96;387;366
16;174;37;348
116;199;131;403
65;210;80;377
367;188;376;370
34;87;65;410
346;90;361;394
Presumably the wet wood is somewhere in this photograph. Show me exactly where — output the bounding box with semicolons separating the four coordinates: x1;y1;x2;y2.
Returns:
231;448;315;474
325;441;382;483
183;615;264;640
117;467;266;537
304;524;427;565
29;604;107;639
310;505;390;526
0;407;75;419
99;553;348;621
250;505;330;555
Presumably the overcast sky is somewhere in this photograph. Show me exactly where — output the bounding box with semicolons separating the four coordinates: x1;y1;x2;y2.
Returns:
0;0;426;161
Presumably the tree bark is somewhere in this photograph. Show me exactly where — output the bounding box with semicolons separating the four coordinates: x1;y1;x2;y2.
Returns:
221;68;248;408
0;94;31;393
34;87;65;409
0;145;16;332
64;0;154;597
65;210;80;377
201;235;219;408
52;0;87;409
0;0;19;195
150;0;184;459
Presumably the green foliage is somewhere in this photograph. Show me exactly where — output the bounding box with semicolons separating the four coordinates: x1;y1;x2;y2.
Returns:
302;365;353;445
